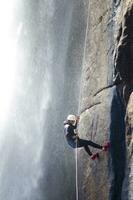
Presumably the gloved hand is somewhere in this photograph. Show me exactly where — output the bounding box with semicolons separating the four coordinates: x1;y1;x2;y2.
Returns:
76;116;80;124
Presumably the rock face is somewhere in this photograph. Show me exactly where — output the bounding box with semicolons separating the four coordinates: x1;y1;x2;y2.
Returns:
78;0;133;200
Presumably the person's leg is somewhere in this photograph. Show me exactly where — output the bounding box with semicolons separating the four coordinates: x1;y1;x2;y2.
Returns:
84;145;93;156
77;138;101;159
76;138;109;159
84;145;99;159
87;140;103;149
77;138;103;150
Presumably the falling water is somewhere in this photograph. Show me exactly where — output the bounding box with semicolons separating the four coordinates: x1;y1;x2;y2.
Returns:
0;0;87;200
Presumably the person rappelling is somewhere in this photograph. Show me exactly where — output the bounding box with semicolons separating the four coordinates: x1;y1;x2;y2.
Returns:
64;114;110;160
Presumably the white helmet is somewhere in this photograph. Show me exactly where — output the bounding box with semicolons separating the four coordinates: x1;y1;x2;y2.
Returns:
67;114;76;121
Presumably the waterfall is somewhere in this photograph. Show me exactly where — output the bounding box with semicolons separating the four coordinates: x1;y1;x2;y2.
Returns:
0;0;86;199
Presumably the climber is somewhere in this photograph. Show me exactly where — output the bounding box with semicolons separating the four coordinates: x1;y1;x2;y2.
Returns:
64;114;110;160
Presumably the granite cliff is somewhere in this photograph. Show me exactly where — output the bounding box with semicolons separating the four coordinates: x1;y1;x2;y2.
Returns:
78;0;133;200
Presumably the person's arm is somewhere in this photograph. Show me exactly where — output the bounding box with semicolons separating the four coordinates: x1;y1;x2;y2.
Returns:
73;127;80;140
73;116;80;128
76;116;80;123
65;125;78;139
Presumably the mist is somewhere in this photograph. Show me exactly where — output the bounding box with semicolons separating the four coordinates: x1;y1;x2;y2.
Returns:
0;0;87;199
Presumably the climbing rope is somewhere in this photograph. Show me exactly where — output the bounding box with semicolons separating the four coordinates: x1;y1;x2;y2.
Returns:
75;138;78;200
76;0;90;198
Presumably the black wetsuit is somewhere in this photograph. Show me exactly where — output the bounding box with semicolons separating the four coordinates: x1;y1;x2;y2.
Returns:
64;122;103;156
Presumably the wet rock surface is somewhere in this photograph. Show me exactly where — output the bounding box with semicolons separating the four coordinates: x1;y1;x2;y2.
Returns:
78;0;133;199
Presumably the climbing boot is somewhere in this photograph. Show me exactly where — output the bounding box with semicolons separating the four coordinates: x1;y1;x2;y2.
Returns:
91;153;99;160
103;142;110;151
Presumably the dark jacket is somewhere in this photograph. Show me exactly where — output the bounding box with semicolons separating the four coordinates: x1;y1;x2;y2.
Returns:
64;121;78;148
